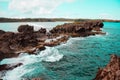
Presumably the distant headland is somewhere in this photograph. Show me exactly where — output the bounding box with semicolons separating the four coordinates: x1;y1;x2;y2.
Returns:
0;17;120;22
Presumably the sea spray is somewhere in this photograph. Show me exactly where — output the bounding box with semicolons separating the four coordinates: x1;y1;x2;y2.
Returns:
56;37;85;48
0;21;120;80
26;23;50;32
45;35;65;43
2;66;34;80
39;47;63;62
0;47;63;80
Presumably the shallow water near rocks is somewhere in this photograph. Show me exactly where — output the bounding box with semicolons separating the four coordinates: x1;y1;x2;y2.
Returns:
0;22;120;80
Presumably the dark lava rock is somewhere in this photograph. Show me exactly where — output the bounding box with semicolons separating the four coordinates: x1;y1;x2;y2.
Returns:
0;63;23;71
50;21;104;36
0;21;105;61
0;32;14;41
0;30;5;35
18;25;34;33
94;54;120;80
0;32;15;54
0;51;5;61
12;32;38;47
38;28;47;34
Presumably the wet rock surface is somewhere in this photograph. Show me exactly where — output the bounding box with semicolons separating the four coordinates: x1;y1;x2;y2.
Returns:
94;54;120;80
0;21;105;61
0;63;23;71
50;21;105;37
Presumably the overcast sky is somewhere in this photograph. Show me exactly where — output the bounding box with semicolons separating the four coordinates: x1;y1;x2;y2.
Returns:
0;0;120;20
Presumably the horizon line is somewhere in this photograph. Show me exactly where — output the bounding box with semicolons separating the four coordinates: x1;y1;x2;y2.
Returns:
0;17;120;21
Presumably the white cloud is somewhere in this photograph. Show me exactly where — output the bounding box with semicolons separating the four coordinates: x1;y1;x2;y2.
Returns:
99;13;114;19
8;0;75;15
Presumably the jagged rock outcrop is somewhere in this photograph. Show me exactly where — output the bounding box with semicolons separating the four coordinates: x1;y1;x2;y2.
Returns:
0;30;5;35
38;28;47;34
0;21;105;61
94;54;120;80
18;25;34;33
50;21;104;37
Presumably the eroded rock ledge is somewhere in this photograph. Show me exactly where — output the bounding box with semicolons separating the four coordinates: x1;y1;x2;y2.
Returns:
94;54;120;80
0;21;105;62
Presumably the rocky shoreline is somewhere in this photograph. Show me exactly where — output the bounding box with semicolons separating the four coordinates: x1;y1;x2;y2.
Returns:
94;54;120;80
0;21;105;61
0;21;105;76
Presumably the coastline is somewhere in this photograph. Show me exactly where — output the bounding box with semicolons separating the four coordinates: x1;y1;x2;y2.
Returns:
94;54;120;80
0;21;105;71
0;21;120;80
0;18;120;23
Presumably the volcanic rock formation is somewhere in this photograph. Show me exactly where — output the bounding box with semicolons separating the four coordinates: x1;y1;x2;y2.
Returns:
50;21;104;37
94;54;120;80
0;21;105;61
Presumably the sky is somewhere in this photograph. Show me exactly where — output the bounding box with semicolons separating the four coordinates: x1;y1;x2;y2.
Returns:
0;0;120;20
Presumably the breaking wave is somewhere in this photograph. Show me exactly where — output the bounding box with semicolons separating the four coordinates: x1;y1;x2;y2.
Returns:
0;47;63;80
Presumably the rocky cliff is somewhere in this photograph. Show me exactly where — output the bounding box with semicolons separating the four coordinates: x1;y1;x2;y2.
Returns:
94;54;120;80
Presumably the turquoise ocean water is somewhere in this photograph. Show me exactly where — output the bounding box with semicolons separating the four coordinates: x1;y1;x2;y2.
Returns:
0;22;120;80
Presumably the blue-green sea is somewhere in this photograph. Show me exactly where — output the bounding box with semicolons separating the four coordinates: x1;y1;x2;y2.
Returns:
0;22;120;80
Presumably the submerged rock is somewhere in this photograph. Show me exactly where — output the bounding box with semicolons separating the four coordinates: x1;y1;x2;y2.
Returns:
94;54;120;80
0;63;22;71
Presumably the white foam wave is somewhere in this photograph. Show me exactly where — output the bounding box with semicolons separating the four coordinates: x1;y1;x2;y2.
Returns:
88;34;103;38
39;46;63;62
86;34;107;40
67;37;85;44
24;23;49;32
0;47;63;65
2;66;34;80
56;37;85;48
106;32;109;35
26;23;43;31
1;47;63;80
45;35;65;43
